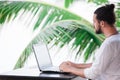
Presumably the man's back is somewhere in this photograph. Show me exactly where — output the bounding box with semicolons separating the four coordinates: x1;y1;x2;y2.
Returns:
95;33;120;80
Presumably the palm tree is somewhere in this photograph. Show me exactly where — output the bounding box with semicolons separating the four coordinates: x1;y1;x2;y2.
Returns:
0;1;105;69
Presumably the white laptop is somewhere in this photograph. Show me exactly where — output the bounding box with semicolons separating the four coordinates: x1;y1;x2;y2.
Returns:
32;42;69;74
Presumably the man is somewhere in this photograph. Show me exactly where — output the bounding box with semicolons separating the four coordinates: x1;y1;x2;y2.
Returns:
59;4;120;80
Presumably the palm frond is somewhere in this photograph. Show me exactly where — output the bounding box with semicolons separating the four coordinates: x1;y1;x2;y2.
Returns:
14;20;104;69
0;1;104;69
0;1;91;28
64;0;73;8
116;3;120;29
33;20;103;61
87;0;108;5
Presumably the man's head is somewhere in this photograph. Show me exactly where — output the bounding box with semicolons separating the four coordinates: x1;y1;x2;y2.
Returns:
93;4;116;34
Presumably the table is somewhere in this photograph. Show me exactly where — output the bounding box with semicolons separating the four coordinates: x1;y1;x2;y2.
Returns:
0;67;86;80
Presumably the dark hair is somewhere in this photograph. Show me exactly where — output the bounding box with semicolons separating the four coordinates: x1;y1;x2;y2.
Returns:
94;4;116;25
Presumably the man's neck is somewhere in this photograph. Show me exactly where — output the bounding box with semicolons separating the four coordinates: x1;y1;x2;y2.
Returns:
103;25;118;38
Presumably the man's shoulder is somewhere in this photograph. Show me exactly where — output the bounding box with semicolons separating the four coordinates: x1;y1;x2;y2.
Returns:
106;33;120;43
102;34;120;47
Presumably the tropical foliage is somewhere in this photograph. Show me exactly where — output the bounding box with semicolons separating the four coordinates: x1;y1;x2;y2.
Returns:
0;0;119;69
64;0;120;28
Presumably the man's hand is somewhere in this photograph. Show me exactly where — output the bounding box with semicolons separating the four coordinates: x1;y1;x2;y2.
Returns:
65;61;76;67
59;61;86;78
59;61;74;72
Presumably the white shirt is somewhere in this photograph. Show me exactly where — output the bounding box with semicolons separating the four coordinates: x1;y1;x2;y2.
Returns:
84;33;120;80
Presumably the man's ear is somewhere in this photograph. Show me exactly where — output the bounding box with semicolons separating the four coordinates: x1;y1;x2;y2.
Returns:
100;21;105;27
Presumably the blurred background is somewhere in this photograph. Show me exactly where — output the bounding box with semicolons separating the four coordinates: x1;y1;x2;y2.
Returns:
0;0;119;73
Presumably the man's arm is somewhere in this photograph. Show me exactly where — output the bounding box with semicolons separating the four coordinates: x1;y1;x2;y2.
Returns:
65;61;92;69
59;62;86;78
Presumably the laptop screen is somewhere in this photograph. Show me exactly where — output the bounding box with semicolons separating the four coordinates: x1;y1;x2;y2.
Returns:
32;43;52;69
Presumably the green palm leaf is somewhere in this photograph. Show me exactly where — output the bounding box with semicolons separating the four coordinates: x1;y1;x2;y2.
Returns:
14;20;103;69
0;1;104;69
116;3;120;28
64;0;73;8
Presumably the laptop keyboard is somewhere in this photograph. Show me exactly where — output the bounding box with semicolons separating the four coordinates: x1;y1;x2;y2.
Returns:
42;66;60;71
41;66;71;74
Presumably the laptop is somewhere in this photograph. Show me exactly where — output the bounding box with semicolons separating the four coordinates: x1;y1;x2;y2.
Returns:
32;42;70;74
